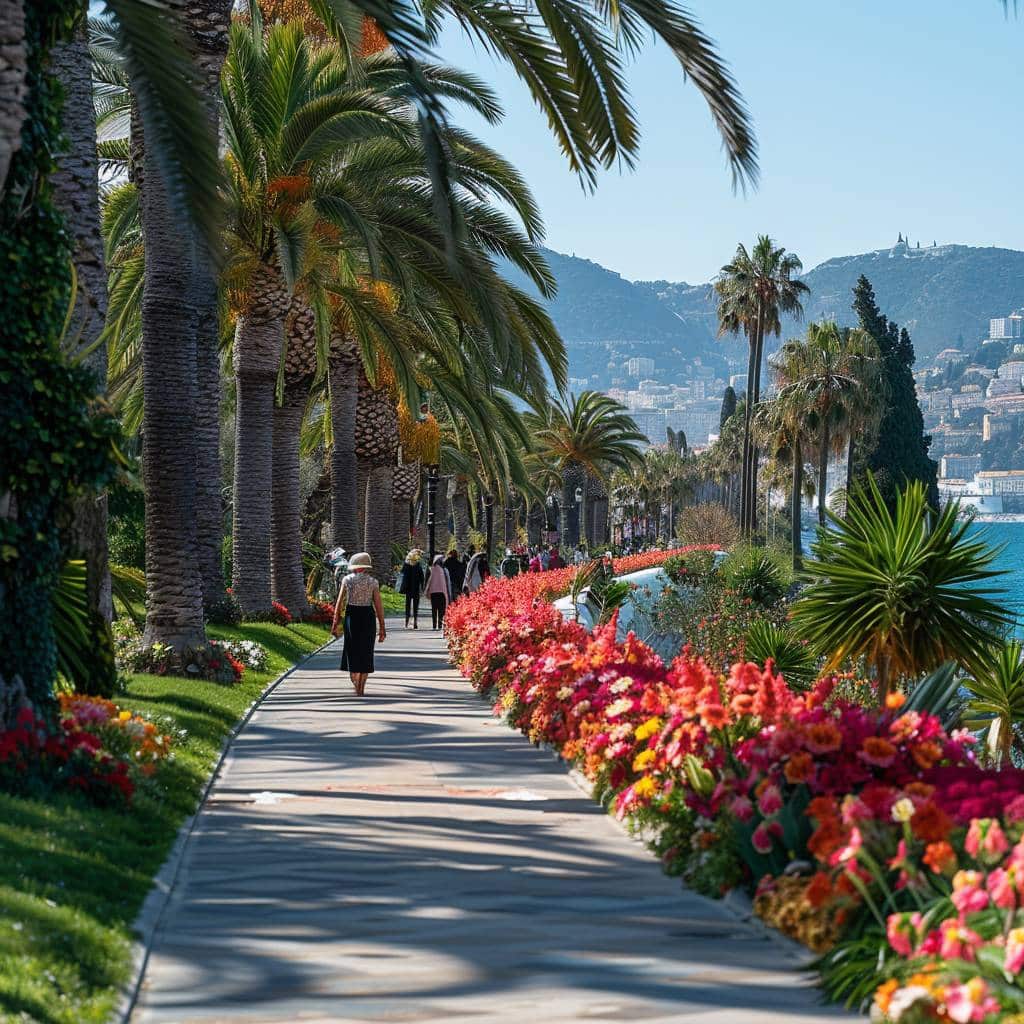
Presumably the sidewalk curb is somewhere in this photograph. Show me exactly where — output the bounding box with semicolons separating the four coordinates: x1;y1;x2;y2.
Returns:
113;636;336;1024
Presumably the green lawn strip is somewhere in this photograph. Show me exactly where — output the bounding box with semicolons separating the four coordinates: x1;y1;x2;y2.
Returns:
0;621;330;1024
380;585;403;615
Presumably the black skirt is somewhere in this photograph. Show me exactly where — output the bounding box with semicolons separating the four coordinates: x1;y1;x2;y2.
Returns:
341;605;376;673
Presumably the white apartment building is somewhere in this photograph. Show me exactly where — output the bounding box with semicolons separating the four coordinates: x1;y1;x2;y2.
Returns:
987;378;1022;399
626;356;655;378
989;314;1024;341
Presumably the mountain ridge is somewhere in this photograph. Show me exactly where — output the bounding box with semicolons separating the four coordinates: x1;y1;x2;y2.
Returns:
505;241;1024;383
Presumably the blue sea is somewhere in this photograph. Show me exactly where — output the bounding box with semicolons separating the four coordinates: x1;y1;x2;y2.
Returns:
966;521;1024;633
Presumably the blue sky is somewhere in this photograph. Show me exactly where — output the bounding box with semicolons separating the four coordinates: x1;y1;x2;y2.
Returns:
438;1;1022;283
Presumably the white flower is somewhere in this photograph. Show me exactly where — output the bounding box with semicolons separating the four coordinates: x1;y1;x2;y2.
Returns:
891;798;915;823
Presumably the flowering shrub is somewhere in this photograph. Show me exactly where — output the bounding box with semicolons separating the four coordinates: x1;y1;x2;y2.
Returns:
0;695;174;807
445;549;1024;1019
126;640;244;684
270;601;293;626
212;639;268;673
304;600;335;625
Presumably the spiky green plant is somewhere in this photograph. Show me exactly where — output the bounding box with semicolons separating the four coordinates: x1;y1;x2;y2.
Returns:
790;477;1010;702
963;640;1024;766
744;620;816;690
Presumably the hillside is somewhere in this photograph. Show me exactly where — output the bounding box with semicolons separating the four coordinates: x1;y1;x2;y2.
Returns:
508;241;1024;382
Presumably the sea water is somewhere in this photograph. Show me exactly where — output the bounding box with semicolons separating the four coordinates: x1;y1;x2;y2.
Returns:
966;520;1024;634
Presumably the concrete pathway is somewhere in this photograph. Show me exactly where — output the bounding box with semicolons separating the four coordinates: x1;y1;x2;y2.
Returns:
132;626;855;1024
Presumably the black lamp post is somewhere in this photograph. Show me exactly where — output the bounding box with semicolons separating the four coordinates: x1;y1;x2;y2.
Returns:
426;464;440;560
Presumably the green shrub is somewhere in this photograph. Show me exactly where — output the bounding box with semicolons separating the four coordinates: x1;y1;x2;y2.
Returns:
720;546;789;607
744;620;817;690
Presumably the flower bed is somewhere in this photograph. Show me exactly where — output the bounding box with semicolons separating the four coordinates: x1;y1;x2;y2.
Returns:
0;694;174;807
445;555;1024;1018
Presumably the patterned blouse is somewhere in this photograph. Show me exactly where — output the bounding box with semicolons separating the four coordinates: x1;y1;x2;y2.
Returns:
341;572;379;607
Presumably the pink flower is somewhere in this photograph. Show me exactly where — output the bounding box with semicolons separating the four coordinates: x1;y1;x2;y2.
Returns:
751;820;781;854
757;783;783;817
964;818;1009;864
729;795;754;822
829;826;863;867
987;867;1018;911
951;870;990;916
886;912;921;957
1005;928;1024;976
939;919;983;962
943;978;1000;1024
1005;794;1024;823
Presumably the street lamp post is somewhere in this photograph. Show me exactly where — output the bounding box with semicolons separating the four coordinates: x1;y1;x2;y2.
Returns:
426;464;440;560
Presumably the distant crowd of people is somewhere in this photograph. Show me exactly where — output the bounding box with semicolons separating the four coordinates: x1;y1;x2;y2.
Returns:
395;544;494;630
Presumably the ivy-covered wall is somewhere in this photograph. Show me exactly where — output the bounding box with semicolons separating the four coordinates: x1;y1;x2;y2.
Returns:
0;0;119;711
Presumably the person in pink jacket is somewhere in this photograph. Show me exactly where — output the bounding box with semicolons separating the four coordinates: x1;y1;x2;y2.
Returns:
425;555;453;630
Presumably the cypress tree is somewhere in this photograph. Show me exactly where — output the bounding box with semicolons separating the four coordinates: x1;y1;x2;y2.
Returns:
851;275;938;508
719;386;737;433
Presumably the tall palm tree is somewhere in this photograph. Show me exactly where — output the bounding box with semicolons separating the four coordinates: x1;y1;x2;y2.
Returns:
773;322;880;528
714;236;808;537
530;391;645;548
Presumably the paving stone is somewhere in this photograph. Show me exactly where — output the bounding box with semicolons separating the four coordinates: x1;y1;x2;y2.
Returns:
131;629;857;1023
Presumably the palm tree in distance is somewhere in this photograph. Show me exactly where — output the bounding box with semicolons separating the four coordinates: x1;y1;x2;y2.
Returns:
773;322;881;529
530;392;645;549
715;236;808;537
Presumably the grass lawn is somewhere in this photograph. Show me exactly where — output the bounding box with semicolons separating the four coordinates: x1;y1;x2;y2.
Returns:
0;619;330;1024
380;585;404;615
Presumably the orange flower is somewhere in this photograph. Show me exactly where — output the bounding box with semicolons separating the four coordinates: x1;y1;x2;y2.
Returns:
885;691;906;710
874;978;900;1016
860;736;897;767
698;702;730;729
808;819;846;861
904;781;935;800
730;693;755;716
911;740;942;771
911;801;954;843
784;751;814;784
808;796;839;822
922;840;958;876
806;871;833;908
804;721;842;754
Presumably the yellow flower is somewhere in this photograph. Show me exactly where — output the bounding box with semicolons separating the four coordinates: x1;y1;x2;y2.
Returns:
118;709;132;722
635;717;662;741
632;749;656;771
633;777;657;799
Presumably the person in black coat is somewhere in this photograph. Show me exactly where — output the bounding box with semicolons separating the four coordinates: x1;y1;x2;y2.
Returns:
444;548;465;596
397;549;426;628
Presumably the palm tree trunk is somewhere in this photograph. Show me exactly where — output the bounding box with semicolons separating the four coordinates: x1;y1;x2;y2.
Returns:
844;437;856;517
365;464;393;583
328;352;360;553
877;653;891;706
356;458;369;547
270;388;310;617
435;474;451;554
818;419;830;528
527;500;543;547
50;9;117;692
231;290;284;617
740;335;756;536
593;498;609;545
391;499;410;550
139;97;205;651
452;481;470;549
0;0;27;191
748;318;766;535
791;437;802;573
189;0;231;615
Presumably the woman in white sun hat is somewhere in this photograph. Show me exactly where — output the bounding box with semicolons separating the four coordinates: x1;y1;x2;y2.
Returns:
331;552;386;695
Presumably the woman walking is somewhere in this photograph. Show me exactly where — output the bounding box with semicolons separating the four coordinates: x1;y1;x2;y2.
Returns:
397;548;425;628
331;552;386;696
425;554;452;630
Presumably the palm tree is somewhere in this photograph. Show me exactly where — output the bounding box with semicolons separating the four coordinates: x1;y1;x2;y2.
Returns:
753;395;806;571
771;322;881;542
530;391;645;548
714;236;808;537
791;477;1011;703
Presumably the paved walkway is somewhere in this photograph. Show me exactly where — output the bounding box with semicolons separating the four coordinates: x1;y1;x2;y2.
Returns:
132;626;855;1024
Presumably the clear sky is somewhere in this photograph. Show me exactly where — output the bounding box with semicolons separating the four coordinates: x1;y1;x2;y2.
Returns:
438;1;1022;283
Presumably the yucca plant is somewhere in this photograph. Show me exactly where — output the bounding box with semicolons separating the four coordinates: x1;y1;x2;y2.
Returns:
744;620;817;691
790;476;1010;703
963;640;1024;766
